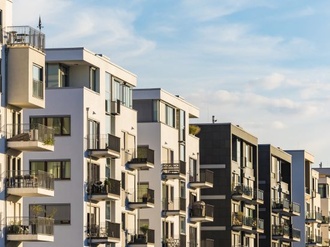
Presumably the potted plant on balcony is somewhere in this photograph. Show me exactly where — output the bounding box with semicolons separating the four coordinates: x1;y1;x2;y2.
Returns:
30;205;44;234
138;224;149;243
8;220;21;234
189;125;201;136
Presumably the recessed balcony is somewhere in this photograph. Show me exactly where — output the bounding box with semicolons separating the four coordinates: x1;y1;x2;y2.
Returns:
127;146;154;170
290;228;301;242
253;218;264;234
88;178;120;201
321;215;330;225
86;222;120;244
232;212;254;232
7;124;54;152
189;201;214;223
306;235;322;246
189;170;214;189
6;216;54;242
306;211;323;224
231;183;253;202
127;187;155;209
87;134;120;159
252;189;264;205
272;224;290;241
128;229;155;247
162;197;186;216
272;199;291;215
162;161;186;180
6;170;54;198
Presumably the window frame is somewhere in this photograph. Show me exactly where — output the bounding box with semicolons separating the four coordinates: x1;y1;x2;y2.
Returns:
29;203;71;225
30;160;71;180
30;116;71;136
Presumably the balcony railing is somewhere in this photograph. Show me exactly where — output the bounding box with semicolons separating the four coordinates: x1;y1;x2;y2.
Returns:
254;218;264;230
306;234;322;244
232;212;254;227
7;216;54;236
189;169;214;184
290;228;300;240
201;239;214;247
255;189;264;201
190;202;214;218
272;224;290;236
162;161;186;175
86;222;120;239
6;170;54;191
162;197;186;213
232;183;253;197
306;211;323;221
87;134;120;153
291;202;300;214
131;146;154;164
6;123;54;144
129;229;155;244
88;178;120;196
5;26;45;52
272;198;290;211
127;186;155;209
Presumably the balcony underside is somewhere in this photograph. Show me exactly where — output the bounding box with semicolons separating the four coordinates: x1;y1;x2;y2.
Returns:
306;219;322;224
190;216;213;223
232;194;253;203
8;141;54;152
127;161;154;170
7;234;54;242
251;198;264;205
7;187;54;197
128;243;154;247
128;202;154;210
89;193;120;202
305;243;322;246
255;228;264;234
162;173;185;180
87;237;120;244
272;235;290;241
89;149;120;159
162;210;185;217
272;208;291;216
189;181;213;189
232;225;254;233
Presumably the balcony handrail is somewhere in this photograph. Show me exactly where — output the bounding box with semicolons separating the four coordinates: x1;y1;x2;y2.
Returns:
162;161;186;175
272;224;290;236
86;222;120;239
130;146;155;164
272;198;290;210
306;210;323;220
190;169;214;184
290;227;301;239
5;26;45;52
191;202;214;218
254;188;264;201
87;133;120;152
6;170;54;191
7;216;54;235
231;183;253;197
291;202;300;213
88;178;120;196
232;212;254;227
6;123;55;144
126;187;155;204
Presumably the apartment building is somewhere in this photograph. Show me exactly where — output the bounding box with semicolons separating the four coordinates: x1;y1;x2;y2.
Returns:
196;123;262;247
133;89;214;247
313;167;330;246
20;47;146;247
285;150;323;247
0;1;57;246
258;145;301;247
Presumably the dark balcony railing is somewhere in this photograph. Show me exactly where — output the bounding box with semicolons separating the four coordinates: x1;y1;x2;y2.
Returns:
254;189;264;201
306;211;323;221
322;215;330;224
86;222;120;239
201;239;214;247
130;146;154;164
272;198;290;211
255;218;264;230
290;228;300;239
232;212;254;227
232;183;253;197
272;224;290;236
5;26;45;52
6;170;54;191
291;202;300;214
87;134;120;153
7;216;54;236
189;169;214;184
147;229;155;243
180;197;186;211
136;188;155;204
190;202;214;218
130;229;155;244
88;178;120;196
7;123;54;145
162;161;186;175
162;237;181;247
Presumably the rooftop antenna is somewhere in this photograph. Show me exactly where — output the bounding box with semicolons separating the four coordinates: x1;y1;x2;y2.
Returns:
37;15;44;31
212;115;217;124
319;162;323;168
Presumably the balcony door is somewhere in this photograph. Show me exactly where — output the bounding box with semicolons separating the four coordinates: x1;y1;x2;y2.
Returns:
88;120;100;149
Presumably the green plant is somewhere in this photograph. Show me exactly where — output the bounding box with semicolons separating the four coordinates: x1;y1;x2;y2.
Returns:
189;125;201;136
140;224;149;236
31;205;44;218
43;137;55;145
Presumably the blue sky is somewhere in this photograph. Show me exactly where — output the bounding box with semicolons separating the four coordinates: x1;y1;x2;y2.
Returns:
14;0;330;166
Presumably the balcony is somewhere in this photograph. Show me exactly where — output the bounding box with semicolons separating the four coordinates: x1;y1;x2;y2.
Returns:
232;212;254;232
231;183;253;202
128;229;155;246
86;222;120;244
162;161;186;180
6;217;54;242
127;146;155;170
127;187;155;209
87;134;120;159
6;170;54;197
272;224;290;241
189;170;214;189
189;201;214;222
7;124;54;152
162;237;181;247
290;228;301;242
88;178;120;201
5;26;45;51
290;202;301;216
252;189;264;205
272;198;291;215
322;215;330;224
162;197;186;216
253;218;264;233
201;239;214;247
306;235;322;246
306;211;323;223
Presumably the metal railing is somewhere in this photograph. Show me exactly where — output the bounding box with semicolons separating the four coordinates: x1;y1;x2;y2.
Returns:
129;229;155;244
306;211;323;221
162;197;185;211
232;183;253;197
88;178;120;196
162;161;186;175
7;216;54;235
254;188;264;201
127;187;155;204
33;79;43;99
5;26;45;52
290;228;300;239
190;202;214;218
6;123;54;144
86;222;120;239
189;169;214;184
130;146;154;164
232;212;254;227
6;170;54;191
201;239;214;247
87;134;120;153
322;215;330;224
272;224;290;236
255;218;264;230
291;202;300;214
272;198;290;211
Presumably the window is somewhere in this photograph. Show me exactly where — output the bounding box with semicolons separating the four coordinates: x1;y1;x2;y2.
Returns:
32;64;43;99
180;216;186;234
90;67;99;92
30;160;71;180
112;78;133;108
165;105;175;127
29;204;70;224
30;116;71;136
105;72;111;113
88;120;100;149
87;163;100;183
46;63;69;88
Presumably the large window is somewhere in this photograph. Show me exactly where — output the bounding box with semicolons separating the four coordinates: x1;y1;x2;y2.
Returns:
90;67;99;93
165;105;175;127
112;78;133;108
32;64;43;99
29;204;71;225
30;160;71;180
46;63;69;88
30;116;71;136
